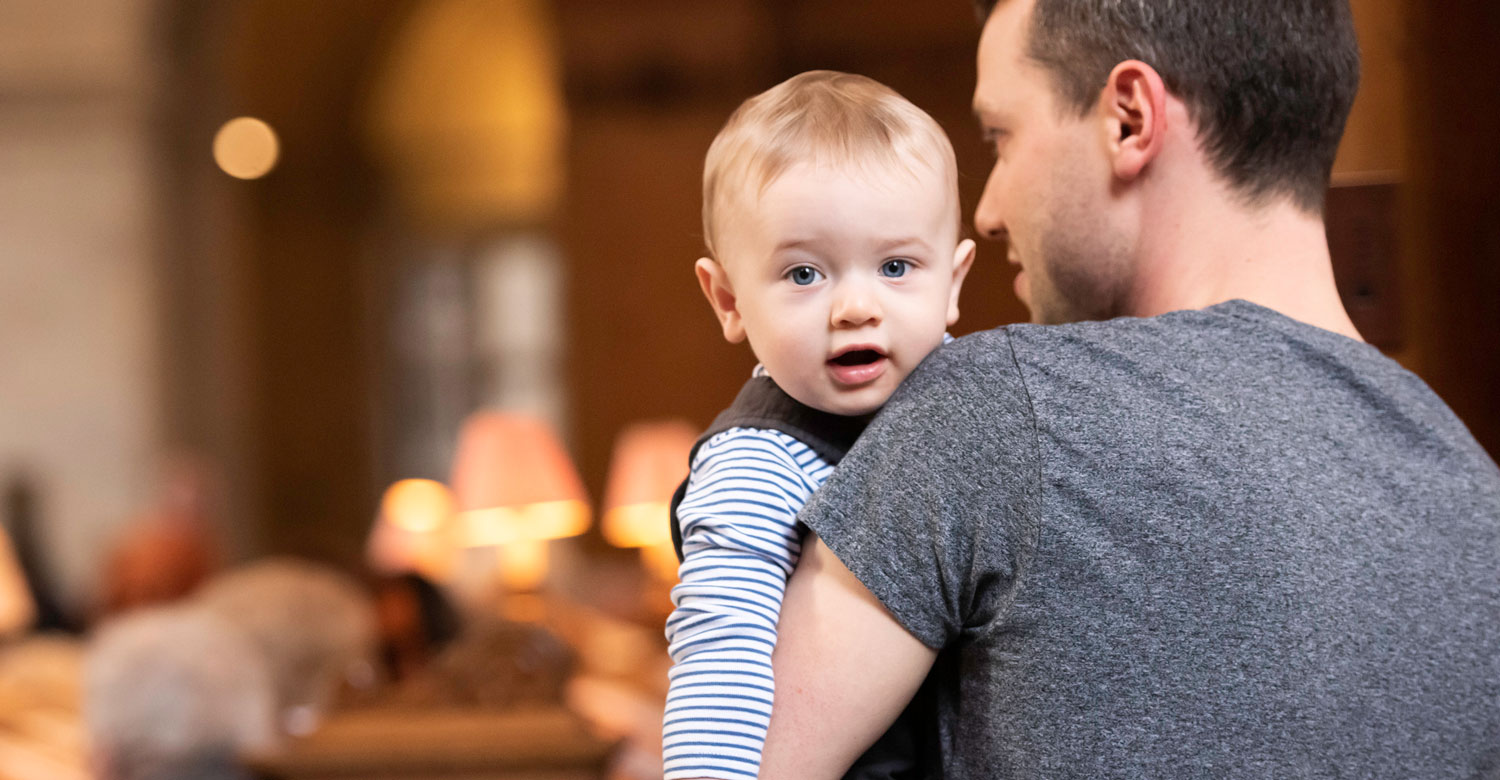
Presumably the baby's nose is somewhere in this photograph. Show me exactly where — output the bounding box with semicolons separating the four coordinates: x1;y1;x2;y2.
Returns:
831;284;881;327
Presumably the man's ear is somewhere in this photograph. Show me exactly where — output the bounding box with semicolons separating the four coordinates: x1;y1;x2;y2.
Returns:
695;257;746;343
1101;60;1168;181
946;239;977;327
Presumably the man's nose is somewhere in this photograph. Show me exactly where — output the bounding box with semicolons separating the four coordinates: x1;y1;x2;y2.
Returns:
973;167;1007;241
831;281;881;328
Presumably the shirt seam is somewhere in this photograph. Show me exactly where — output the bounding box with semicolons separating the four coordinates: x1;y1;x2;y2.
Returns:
994;326;1044;633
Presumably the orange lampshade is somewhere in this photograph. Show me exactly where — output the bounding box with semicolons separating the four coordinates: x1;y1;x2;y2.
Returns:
366;479;458;581
602;420;696;549
602;420;697;582
449;412;590;547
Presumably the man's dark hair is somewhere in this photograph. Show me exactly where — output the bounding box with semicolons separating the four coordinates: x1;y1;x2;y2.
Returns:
976;0;1360;212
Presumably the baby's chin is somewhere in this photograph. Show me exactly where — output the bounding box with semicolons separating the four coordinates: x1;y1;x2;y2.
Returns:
790;384;896;418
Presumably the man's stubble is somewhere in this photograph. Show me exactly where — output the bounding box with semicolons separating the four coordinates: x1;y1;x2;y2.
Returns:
1028;165;1133;325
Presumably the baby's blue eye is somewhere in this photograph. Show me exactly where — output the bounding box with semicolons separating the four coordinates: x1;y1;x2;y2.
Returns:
880;259;910;278
788;266;823;286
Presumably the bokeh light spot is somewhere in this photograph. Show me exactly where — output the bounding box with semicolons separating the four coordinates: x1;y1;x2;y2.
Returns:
213;117;280;180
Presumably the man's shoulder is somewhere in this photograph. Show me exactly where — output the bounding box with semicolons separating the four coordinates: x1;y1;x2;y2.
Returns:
899;317;1160;408
867;328;1036;447
904;327;1024;394
929;314;1187;376
997;307;1223;357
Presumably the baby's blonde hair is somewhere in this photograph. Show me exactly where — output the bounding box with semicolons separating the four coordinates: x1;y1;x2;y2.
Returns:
702;70;959;258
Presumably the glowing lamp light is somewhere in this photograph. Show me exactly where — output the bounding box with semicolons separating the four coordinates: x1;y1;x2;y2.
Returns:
602;420;697;581
460;500;589;547
601;502;671;549
366;479;458;582
213;117;280;180
383;478;454;533
497;541;547;594
449;412;590;591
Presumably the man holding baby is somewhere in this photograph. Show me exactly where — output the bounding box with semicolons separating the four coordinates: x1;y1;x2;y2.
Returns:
757;0;1500;777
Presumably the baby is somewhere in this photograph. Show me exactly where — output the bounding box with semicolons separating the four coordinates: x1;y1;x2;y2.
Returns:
663;70;974;779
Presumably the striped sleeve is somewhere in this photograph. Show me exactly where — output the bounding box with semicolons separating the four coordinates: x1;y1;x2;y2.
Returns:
662;428;834;780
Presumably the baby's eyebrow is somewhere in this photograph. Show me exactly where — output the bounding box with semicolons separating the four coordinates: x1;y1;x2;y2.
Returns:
773;238;818;253
875;236;930;253
772;236;931;254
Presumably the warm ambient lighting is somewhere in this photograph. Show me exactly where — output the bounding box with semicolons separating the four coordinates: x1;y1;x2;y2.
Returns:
213;117;280;180
383;478;454;533
366;479;458;581
498;541;548;594
449;412;590;591
602;420;697;581
602;502;672;550
365;0;566;230
461;500;589;546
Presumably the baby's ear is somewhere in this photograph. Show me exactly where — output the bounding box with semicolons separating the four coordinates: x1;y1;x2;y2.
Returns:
947;239;977;327
695;257;746;343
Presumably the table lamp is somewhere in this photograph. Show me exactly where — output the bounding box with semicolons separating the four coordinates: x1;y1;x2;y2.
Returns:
601;420;697;582
366;478;459;583
449;412;590;592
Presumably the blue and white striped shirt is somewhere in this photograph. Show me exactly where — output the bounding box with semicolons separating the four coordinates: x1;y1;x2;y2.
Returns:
662;426;835;780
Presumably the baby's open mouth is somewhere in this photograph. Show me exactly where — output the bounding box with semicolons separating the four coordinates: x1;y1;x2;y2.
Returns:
829;349;885;367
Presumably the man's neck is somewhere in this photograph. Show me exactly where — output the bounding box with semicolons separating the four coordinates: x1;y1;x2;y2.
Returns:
1127;170;1363;342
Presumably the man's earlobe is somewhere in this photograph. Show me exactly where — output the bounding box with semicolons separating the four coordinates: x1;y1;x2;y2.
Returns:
695;257;746;343
947;239;977;327
1103;60;1168;181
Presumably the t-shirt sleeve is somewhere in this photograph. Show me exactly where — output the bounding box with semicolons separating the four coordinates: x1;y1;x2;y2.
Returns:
796;330;1041;649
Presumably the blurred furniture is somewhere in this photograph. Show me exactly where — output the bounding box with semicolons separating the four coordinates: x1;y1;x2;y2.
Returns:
245;706;615;780
382;618;575;709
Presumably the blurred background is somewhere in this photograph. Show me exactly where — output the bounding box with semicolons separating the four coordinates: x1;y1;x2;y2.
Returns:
0;0;1496;778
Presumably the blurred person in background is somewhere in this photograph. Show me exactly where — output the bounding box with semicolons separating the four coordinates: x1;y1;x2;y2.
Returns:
97;454;224;619
194;558;379;737
371;571;462;684
365;572;578;712
84;606;274;780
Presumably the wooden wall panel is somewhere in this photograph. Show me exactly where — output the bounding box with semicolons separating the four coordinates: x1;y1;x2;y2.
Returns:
1403;3;1500;455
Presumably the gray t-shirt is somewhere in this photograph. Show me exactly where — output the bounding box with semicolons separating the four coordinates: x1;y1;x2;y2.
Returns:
799;300;1500;778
